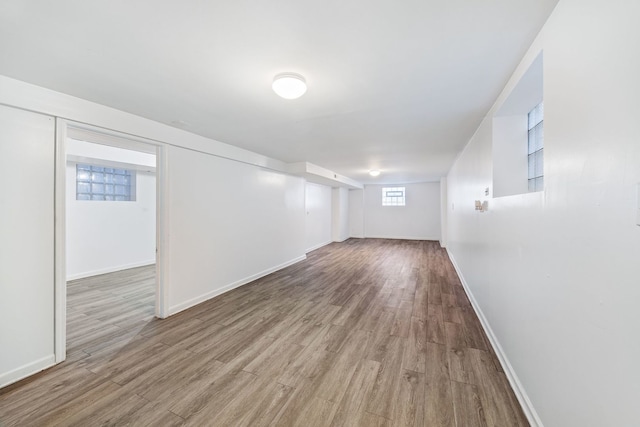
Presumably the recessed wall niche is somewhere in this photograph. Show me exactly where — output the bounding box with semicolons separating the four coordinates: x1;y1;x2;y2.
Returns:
492;52;543;197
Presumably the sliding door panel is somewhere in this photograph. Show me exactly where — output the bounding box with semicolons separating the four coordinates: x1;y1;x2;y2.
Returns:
0;105;55;387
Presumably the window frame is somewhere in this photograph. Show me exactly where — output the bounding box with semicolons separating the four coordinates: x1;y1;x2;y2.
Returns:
382;186;406;206
527;102;544;192
75;163;137;201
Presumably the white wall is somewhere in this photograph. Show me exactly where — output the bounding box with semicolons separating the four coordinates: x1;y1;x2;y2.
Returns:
305;182;333;252
446;1;640;426
167;146;307;314
363;182;441;240
66;140;156;280
349;189;364;238
440;178;447;247
0;74;312;385
332;187;349;242
0;105;55;388
493;115;529;197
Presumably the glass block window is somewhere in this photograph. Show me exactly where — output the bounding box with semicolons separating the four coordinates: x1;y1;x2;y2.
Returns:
382;187;405;206
528;102;544;192
76;164;136;201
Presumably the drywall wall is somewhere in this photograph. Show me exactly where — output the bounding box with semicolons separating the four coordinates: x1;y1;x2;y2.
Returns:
0;105;55;387
166;145;306;314
492;115;529;197
66;140;156;280
440;178;447;248
332;187;349;242
446;1;640;425
349;189;365;238
305;182;333;252
364;182;441;240
0;73;311;384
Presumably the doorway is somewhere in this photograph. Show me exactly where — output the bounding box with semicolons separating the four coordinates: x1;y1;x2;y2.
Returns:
54;121;166;363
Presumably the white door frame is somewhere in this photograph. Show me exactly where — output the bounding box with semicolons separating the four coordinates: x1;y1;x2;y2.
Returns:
54;119;169;363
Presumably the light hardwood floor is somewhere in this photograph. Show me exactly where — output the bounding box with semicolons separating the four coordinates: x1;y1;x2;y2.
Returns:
0;239;528;426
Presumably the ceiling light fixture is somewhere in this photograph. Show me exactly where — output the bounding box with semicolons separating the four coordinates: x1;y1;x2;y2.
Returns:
369;170;381;177
272;73;307;99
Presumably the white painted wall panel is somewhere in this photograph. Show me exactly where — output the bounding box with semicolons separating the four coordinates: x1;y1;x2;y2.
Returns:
166;146;306;314
349;189;364;238
493;115;529;197
440;178;447;248
305;182;332;252
0;105;55;387
65;141;156;279
364;182;441;240
332;187;349;242
446;1;640;425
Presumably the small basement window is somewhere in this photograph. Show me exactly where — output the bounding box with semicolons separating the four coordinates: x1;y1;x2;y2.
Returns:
76;164;136;201
382;187;405;206
527;102;544;192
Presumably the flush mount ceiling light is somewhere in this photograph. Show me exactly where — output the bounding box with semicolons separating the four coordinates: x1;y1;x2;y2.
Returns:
369;170;381;177
272;73;307;99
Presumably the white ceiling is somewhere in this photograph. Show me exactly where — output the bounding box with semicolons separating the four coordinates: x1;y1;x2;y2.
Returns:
0;0;558;184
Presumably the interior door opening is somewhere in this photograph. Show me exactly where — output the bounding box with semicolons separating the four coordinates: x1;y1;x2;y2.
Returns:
56;122;164;363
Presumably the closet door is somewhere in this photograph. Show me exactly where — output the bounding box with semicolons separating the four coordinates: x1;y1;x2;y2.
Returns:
0;105;55;387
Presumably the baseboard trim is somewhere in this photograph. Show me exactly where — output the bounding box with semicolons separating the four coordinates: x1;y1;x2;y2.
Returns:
168;254;307;316
0;354;55;389
446;249;544;427
67;260;156;281
363;235;441;241
306;240;332;253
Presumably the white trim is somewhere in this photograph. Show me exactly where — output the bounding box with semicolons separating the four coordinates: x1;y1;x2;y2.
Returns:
363;235;441;241
0;355;55;389
66;260;156;281
66;155;156;173
306;240;333;253
332;237;349;243
440;177;448;248
446;249;544;427
54;118;67;364
168;255;307;316
155;144;170;318
67;126;158;155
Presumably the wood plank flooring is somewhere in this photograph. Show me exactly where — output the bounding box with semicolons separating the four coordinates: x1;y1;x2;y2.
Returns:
0;239;528;426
